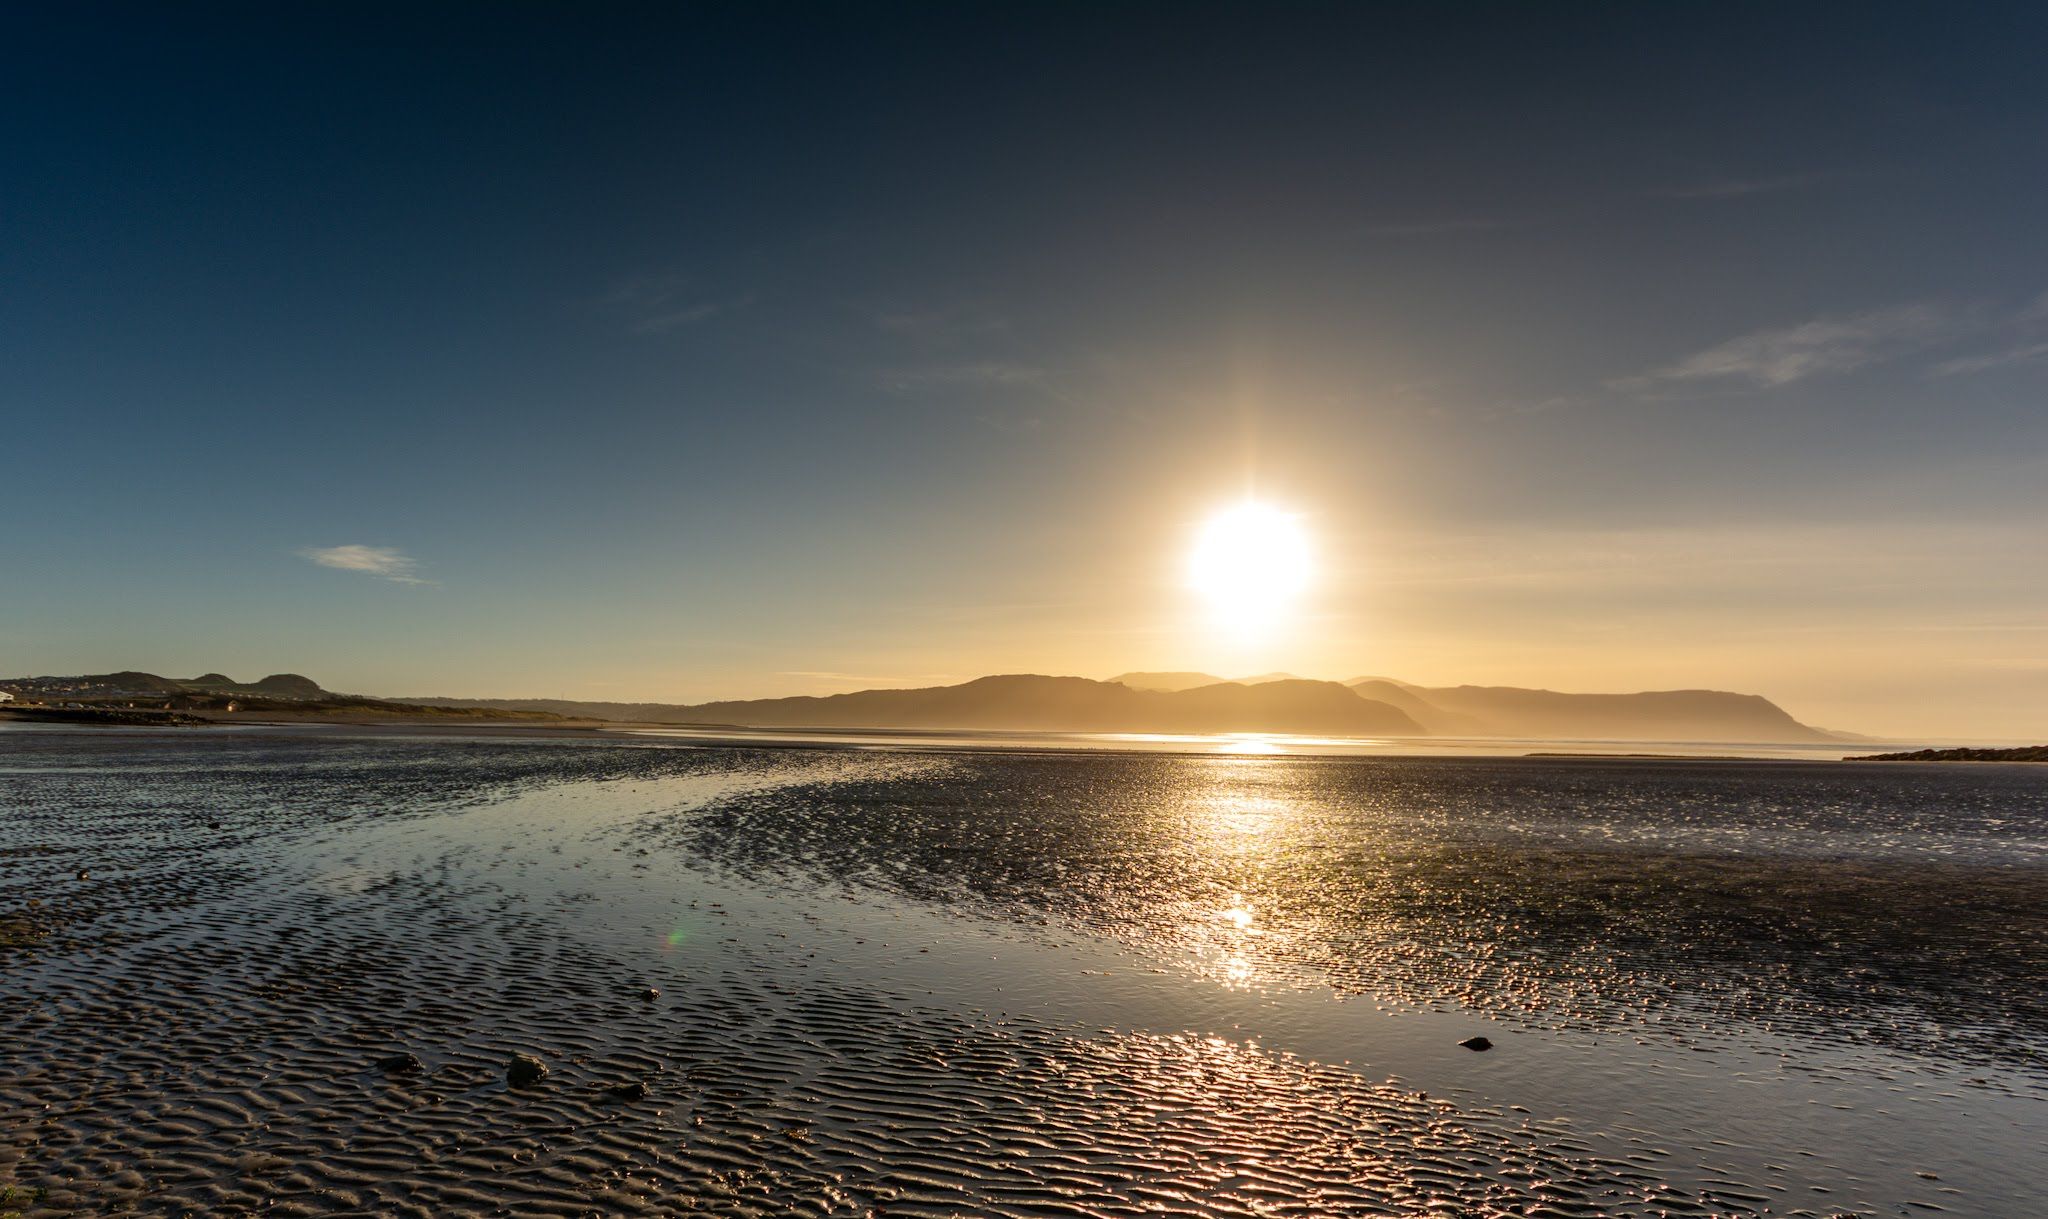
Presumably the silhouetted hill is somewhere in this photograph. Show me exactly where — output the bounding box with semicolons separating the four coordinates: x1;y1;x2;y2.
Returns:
1346;678;1837;742
0;670;338;701
409;671;1838;741
1111;671;1301;692
414;675;1424;736
15;667;1835;742
94;670;190;693
1110;671;1229;692
0;669;570;723
1345;680;1488;735
1143;679;1409;734
696;674;1423;735
248;673;325;699
1344;675;1427;693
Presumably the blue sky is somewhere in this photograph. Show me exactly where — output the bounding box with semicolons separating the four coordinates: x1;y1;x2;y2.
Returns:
5;3;2046;737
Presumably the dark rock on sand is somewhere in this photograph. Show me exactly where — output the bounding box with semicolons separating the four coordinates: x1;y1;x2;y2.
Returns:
375;1052;425;1074
507;1053;549;1086
603;1080;650;1102
1458;1036;1493;1051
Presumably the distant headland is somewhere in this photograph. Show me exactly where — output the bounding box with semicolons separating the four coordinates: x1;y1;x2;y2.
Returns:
0;667;1872;743
407;671;1848;744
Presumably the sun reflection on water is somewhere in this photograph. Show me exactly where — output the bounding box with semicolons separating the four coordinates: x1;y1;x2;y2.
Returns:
1186;754;1300;988
1217;734;1286;755
1205;898;1263;990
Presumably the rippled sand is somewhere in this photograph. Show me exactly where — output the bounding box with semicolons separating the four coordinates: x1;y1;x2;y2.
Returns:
673;751;2048;1066
3;728;2042;1217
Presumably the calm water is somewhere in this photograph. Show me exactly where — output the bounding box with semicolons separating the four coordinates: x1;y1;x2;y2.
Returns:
2;724;2043;1217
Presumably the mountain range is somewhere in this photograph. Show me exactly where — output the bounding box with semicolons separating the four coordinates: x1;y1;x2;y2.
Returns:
409;672;1844;742
407;676;1421;736
0;667;1845;742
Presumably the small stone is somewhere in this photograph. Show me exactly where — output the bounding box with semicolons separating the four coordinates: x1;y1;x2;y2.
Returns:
507;1053;549;1087
376;1052;425;1074
639;986;660;1002
76;870;91;881
208;822;222;831
1458;1036;1493;1052
604;1080;650;1102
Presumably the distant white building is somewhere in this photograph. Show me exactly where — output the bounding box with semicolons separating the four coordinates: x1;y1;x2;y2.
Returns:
0;691;14;703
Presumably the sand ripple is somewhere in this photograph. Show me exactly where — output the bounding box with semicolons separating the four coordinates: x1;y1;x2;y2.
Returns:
662;752;2048;1069
4;732;2038;1217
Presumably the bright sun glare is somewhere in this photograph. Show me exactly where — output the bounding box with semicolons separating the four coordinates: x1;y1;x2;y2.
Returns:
1188;502;1313;635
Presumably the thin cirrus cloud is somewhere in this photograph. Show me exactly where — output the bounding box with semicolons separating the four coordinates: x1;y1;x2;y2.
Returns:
299;544;430;584
593;273;754;335
632;293;756;334
1932;340;2048;377
1931;292;2048;376
1622;304;1961;391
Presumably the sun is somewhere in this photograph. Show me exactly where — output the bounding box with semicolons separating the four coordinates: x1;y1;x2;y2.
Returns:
1188;501;1313;634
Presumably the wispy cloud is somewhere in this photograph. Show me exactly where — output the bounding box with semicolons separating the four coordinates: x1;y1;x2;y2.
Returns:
863;299;1074;426
1930;292;2048;376
1624;304;1961;390
299;544;430;584
596;273;753;334
1932;340;2048;377
1653;171;1838;200
633;293;755;334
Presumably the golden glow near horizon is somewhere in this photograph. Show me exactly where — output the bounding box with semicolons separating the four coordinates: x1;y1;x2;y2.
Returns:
1188;501;1313;640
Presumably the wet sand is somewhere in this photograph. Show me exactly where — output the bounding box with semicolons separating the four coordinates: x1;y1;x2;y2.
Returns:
3;726;2042;1217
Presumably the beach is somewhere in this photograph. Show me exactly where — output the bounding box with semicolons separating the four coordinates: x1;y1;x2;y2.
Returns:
3;724;2043;1217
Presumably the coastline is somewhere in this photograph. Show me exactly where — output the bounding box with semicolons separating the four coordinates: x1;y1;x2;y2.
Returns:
1;709;1919;760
